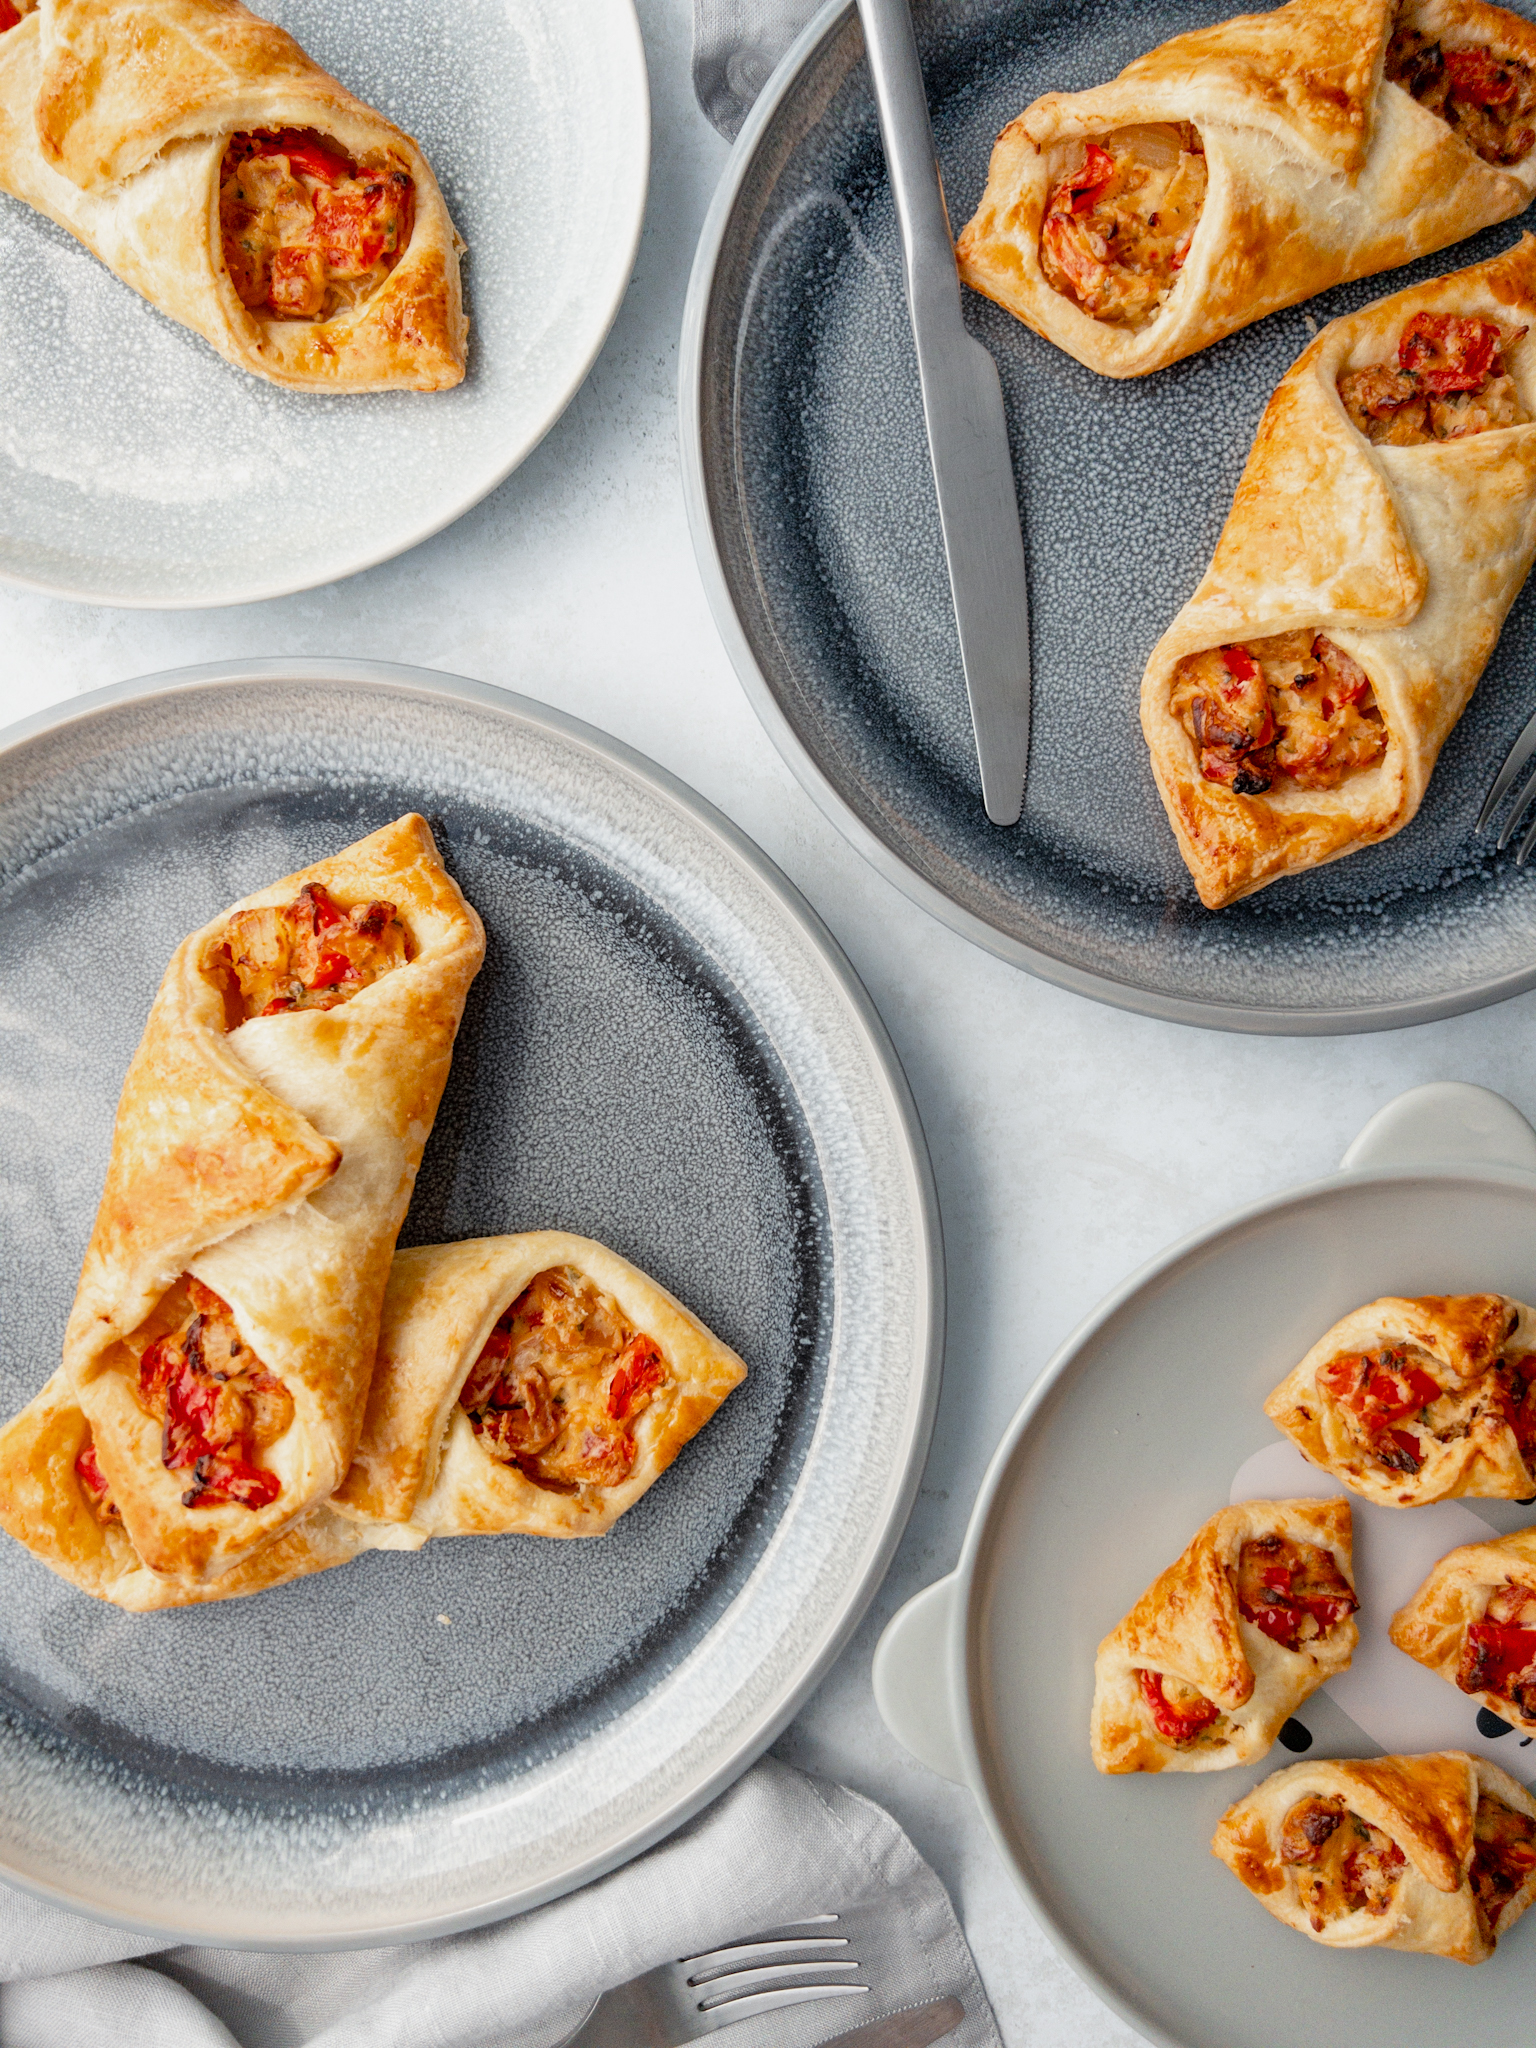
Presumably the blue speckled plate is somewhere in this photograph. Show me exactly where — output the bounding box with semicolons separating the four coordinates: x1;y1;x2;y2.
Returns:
682;0;1536;1033
0;660;939;1945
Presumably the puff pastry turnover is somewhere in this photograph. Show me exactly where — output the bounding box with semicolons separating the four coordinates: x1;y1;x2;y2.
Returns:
1391;1525;1536;1732
62;814;485;1588
1090;1498;1358;1773
1265;1292;1536;1506
0;1369;398;1609
331;1232;748;1542
956;0;1536;378
1213;1751;1536;1960
1140;240;1536;906
0;0;467;389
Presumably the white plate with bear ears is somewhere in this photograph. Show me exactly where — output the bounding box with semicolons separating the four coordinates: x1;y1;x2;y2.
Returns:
875;1082;1536;2048
0;0;649;608
0;658;939;1945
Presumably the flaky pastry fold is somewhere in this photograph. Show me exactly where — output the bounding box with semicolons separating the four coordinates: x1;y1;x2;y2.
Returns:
1090;1497;1357;1773
956;0;1536;378
1265;1292;1536;1506
0;0;467;389
1212;1751;1536;1960
63;814;484;1586
331;1232;747;1542
1140;240;1536;906
1391;1525;1536;1731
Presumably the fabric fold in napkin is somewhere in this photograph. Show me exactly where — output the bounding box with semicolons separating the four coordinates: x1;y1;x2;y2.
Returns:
694;0;827;136
0;1757;1001;2048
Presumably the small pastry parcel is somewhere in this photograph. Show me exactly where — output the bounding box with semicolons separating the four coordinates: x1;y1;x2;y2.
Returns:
1265;1293;1536;1507
331;1233;748;1542
1391;1525;1536;1732
1140;239;1536;907
955;0;1536;379
0;1370;401;1610
61;815;485;1589
1212;1752;1536;1960
0;0;467;390
1090;1498;1358;1773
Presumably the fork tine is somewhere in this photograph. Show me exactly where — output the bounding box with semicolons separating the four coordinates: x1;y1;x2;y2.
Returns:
1497;756;1536;849
686;1934;849;1979
1478;706;1536;832
698;1983;870;2026
1516;805;1536;866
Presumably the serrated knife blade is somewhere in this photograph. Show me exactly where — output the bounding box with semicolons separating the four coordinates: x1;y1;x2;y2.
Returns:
819;1993;965;2048
856;0;1031;827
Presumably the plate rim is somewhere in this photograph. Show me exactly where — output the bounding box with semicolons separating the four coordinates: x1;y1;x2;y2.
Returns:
947;1155;1536;2048
0;0;651;612
0;656;944;1948
677;0;1536;1040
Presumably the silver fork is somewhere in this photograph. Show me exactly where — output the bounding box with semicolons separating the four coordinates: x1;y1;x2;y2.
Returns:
1476;707;1536;860
558;1913;872;2047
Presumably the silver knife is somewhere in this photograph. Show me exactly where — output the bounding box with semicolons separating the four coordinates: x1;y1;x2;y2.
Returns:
855;0;1031;827
820;1994;965;2048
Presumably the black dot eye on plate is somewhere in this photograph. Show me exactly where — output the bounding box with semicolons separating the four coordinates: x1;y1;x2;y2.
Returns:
1478;1707;1514;1739
1277;1718;1313;1752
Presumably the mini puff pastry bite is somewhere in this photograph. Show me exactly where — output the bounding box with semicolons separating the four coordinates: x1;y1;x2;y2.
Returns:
61;815;485;1589
1266;1293;1536;1506
0;0;467;389
331;1232;747;1542
1391;1526;1536;1733
0;1370;399;1610
955;0;1536;379
1141;239;1536;907
1090;1498;1358;1773
1212;1752;1536;1961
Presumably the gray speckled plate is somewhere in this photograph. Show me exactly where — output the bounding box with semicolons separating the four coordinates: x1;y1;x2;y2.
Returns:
0;0;648;607
0;659;939;1946
682;0;1536;1033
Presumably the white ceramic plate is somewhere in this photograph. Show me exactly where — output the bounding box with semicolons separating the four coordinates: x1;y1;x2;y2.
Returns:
0;0;649;607
876;1084;1536;2048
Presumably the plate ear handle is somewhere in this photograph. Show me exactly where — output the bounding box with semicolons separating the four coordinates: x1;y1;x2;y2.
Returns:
1341;1082;1536;1174
872;1573;966;1784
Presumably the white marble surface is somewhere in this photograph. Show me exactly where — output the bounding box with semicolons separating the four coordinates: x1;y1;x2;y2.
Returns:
5;5;1536;2042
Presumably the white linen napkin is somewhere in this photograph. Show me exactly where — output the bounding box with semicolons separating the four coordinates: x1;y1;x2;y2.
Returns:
693;0;828;135
0;1757;1001;2048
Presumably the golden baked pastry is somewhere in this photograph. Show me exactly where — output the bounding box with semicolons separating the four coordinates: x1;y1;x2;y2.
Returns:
1265;1293;1536;1506
955;0;1536;378
0;0;467;389
1391;1525;1536;1731
1090;1498;1358;1773
332;1232;748;1541
1212;1752;1536;1960
0;1370;401;1609
1140;240;1536;907
63;815;485;1588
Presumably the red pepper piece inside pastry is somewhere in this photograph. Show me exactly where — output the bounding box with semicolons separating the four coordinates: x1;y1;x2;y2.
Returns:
457;1266;669;1495
1214;1751;1536;1960
1339;312;1531;441
1267;1294;1536;1507
217;880;409;1021
1169;633;1386;796
1392;1526;1536;1730
1091;1499;1357;1774
134;1277;293;1510
73;1432;119;1522
1038;124;1207;328
219;130;416;325
1387;3;1536;165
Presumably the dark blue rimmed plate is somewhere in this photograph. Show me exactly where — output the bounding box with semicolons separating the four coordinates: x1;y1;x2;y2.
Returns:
0;659;939;1945
682;0;1536;1033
